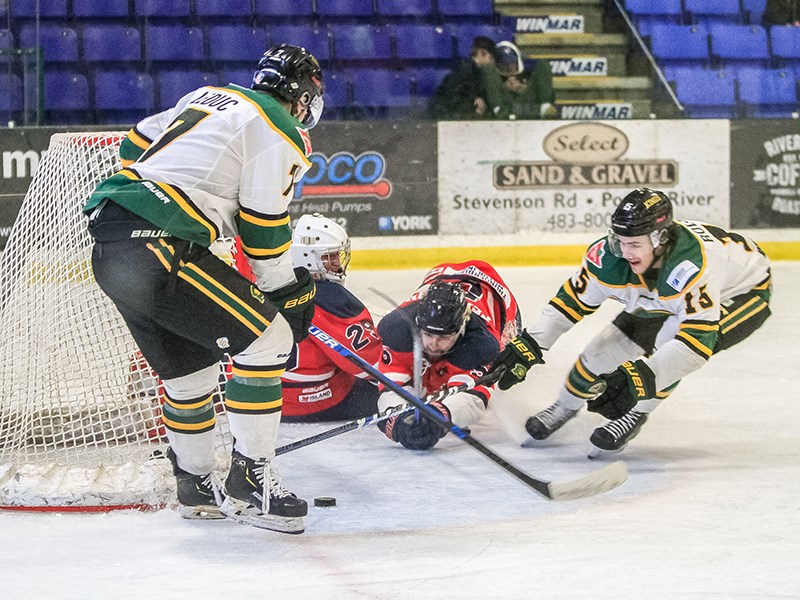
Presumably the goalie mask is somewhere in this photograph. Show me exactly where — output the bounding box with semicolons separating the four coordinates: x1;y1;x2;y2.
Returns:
608;188;674;257
252;44;324;128
290;213;351;283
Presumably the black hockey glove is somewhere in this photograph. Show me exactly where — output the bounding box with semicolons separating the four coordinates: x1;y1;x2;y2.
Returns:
378;401;451;451
265;267;316;343
587;359;657;420
489;329;545;391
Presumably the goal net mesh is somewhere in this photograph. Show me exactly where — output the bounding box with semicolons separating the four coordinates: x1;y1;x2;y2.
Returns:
0;133;232;509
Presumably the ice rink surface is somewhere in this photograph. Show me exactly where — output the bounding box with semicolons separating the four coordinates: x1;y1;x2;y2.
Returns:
1;262;799;600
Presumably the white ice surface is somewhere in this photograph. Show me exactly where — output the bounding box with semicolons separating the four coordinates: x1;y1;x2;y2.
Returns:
1;263;799;600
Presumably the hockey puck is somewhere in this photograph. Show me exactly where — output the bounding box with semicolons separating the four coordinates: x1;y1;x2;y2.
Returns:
314;497;336;507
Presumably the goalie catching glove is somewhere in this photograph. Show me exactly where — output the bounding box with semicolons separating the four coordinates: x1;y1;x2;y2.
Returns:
378;401;451;451
488;330;545;391
587;359;657;420
265;266;316;343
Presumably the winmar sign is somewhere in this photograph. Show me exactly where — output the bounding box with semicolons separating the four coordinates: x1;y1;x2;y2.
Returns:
493;122;678;189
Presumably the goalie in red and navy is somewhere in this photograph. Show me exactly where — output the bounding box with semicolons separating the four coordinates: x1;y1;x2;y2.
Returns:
233;213;382;422
84;45;324;533
377;261;522;450
489;188;772;456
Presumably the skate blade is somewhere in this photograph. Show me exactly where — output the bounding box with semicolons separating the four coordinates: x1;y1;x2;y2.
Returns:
179;504;225;520
587;443;627;460
220;497;305;534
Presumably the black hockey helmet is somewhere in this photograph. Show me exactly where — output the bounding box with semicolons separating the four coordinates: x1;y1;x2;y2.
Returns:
609;188;674;256
415;282;469;336
252;44;324;126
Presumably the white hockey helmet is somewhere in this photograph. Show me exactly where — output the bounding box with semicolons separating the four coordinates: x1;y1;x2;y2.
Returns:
291;213;351;283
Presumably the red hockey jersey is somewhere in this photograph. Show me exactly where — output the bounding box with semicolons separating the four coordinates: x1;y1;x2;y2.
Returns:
233;237;381;417
378;260;520;406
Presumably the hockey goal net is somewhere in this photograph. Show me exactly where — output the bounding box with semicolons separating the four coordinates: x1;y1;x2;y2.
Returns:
0;133;232;511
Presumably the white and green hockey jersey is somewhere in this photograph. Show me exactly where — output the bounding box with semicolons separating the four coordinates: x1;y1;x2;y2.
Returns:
86;84;312;292
529;221;772;391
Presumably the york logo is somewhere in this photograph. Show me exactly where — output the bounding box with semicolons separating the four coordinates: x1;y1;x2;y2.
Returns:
296;151;393;199
378;215;433;231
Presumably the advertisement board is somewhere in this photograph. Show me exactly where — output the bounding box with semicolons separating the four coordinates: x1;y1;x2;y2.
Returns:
438;120;730;235
290;121;438;236
730;119;800;228
0;122;439;247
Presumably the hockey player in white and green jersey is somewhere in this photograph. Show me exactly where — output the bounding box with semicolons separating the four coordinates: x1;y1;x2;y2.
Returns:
488;188;772;455
85;45;324;533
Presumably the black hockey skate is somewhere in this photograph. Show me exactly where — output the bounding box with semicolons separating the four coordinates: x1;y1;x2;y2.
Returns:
588;410;648;458
525;402;579;440
167;447;224;520
220;450;308;534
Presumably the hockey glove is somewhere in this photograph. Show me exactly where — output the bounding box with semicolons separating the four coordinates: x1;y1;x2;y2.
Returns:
265;267;316;343
378;401;451;451
587;359;657;420
489;330;545;391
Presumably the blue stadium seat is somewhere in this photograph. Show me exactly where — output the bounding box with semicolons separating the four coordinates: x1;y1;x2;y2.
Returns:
254;0;314;20
10;0;68;18
317;0;375;21
770;25;800;67
268;25;331;63
19;25;79;63
737;67;798;117
650;24;710;68
409;66;449;98
94;70;156;122
145;25;205;63
438;0;494;19
742;0;767;24
349;68;412;117
321;71;350;118
134;0;192;18
624;0;683;37
709;24;770;68
671;67;736;117
44;71;90;113
194;0;252;19
394;24;455;62
450;24;514;56
73;0;130;18
0;73;23;114
82;25;141;63
208;25;268;64
684;0;742;26
377;0;435;20
0;29;13;63
218;67;253;87
331;24;393;62
156;70;220;110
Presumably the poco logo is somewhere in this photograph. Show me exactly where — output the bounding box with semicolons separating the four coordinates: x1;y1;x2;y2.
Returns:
378;215;433;232
296;151;393;199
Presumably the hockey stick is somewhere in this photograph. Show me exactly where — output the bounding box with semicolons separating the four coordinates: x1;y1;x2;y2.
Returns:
308;324;628;501
368;286;424;398
275;372;500;457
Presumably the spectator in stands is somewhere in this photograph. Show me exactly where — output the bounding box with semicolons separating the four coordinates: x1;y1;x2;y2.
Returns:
482;41;556;120
765;0;800;25
428;36;497;120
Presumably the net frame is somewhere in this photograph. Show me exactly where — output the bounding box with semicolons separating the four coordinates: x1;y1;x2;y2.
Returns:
0;133;232;511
